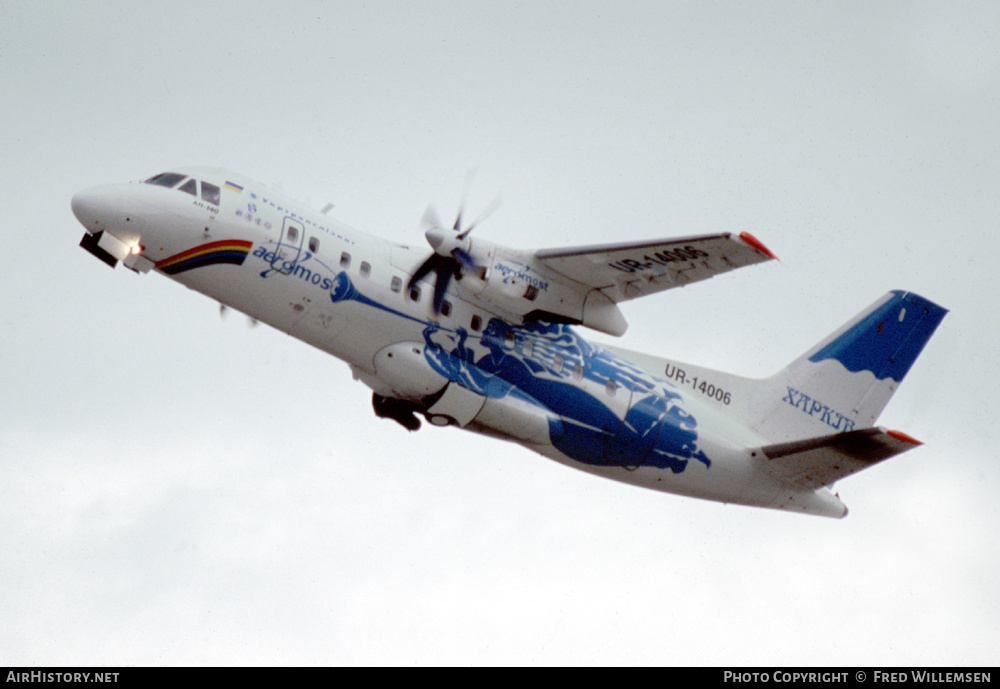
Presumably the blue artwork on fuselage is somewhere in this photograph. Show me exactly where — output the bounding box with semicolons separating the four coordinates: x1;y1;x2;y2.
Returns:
421;317;711;474
261;257;711;474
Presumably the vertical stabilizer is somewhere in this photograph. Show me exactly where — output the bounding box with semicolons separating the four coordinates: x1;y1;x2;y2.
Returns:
749;291;947;443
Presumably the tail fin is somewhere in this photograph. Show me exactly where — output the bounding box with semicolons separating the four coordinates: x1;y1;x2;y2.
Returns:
750;291;947;443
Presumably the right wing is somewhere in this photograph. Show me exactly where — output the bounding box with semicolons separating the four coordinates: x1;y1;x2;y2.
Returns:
533;232;777;304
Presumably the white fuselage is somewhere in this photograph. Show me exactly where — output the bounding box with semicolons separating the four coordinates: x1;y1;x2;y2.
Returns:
72;167;847;517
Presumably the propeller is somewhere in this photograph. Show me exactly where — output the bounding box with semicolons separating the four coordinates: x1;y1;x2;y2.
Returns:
408;172;500;314
220;303;259;328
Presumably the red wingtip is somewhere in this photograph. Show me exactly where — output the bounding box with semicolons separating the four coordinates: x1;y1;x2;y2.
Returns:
886;429;923;446
739;231;779;261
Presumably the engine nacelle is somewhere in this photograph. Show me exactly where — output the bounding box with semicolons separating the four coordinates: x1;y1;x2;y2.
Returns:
458;242;627;336
370;342;450;401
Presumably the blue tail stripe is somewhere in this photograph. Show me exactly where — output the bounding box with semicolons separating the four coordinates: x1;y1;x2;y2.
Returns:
809;291;947;382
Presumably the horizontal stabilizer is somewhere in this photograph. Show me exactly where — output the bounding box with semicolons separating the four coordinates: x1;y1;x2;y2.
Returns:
757;427;921;490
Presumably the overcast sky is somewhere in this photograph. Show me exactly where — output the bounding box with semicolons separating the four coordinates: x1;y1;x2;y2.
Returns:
1;1;998;666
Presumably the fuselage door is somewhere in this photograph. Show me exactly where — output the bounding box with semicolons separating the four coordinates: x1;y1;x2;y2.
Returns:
274;216;306;271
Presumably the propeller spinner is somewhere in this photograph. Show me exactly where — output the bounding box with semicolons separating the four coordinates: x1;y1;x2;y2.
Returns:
408;176;500;314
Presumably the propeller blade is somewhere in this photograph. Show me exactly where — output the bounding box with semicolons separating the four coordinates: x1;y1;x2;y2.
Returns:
432;267;452;314
452;247;478;271
222;303;258;328
420;204;443;233
408;253;440;289
453;168;477;231
459;193;501;239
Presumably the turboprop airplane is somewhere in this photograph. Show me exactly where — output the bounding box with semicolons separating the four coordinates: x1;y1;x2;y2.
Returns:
72;167;947;518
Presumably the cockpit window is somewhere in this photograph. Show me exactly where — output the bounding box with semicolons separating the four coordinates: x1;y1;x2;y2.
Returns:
143;173;220;207
144;172;186;188
201;182;220;206
178;178;197;196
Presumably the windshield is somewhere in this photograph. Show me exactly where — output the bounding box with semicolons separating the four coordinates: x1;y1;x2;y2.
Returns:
144;172;186;188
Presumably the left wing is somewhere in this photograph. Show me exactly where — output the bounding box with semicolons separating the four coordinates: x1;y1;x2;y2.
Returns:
534;232;776;303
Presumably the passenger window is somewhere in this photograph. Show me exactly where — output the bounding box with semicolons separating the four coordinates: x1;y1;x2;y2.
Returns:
553;354;564;372
409;285;421;302
572;363;584;380
524;285;539;301
201;182;221;206
340;252;351;268
390;276;402;293
504;331;516;348
145;172;186;188
309;237;319;252
470;315;482;331
441;300;452;317
178;178;197;196
360;261;371;278
522;339;534;357
287;226;299;243
605;379;618;396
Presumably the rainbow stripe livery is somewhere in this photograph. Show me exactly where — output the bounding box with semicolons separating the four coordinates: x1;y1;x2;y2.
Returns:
155;239;254;275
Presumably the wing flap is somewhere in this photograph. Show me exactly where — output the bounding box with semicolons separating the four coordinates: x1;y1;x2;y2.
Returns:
757;427;922;490
534;232;776;303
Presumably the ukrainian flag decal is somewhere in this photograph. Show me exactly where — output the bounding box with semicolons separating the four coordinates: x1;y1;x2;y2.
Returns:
156;239;254;275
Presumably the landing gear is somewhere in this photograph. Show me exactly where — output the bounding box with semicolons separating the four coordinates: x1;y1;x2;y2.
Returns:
372;393;422;432
79;231;121;268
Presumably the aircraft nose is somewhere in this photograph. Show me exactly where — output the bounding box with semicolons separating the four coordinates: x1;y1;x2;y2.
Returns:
71;185;121;232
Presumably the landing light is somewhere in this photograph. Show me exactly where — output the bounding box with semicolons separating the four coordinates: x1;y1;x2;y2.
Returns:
123;243;154;274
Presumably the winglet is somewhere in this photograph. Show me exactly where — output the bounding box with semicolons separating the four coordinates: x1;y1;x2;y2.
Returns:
739;231;779;261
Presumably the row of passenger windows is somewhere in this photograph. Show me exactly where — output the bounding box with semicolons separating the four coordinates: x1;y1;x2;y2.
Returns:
280;226;480;325
145;172;220;206
333;250;484;331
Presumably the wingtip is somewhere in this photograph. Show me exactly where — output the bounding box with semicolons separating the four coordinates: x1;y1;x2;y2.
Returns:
886;429;923;446
739;231;779;262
